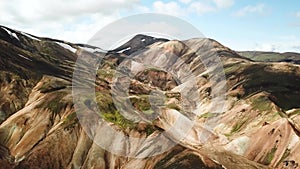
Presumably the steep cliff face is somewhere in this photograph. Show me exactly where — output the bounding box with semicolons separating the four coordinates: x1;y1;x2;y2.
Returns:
0;25;300;169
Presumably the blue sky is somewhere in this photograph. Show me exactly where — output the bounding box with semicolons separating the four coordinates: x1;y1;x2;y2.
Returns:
132;0;300;52
0;0;300;52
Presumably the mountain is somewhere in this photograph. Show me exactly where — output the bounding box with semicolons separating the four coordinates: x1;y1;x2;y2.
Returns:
0;25;300;169
238;51;300;64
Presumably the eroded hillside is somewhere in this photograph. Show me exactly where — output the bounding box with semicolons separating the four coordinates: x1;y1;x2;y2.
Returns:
0;25;299;169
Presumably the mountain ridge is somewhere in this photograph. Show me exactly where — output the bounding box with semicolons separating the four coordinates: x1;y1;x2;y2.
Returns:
0;25;299;169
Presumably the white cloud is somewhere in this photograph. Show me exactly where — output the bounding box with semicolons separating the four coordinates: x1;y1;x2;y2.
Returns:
188;2;216;15
91;21;184;49
153;1;184;16
152;1;220;16
0;0;140;23
136;6;151;13
178;0;192;4
0;0;140;43
0;0;236;44
178;0;234;9
88;13;206;49
254;43;278;52
235;4;265;17
277;35;297;41
253;41;300;53
213;0;234;9
296;11;300;18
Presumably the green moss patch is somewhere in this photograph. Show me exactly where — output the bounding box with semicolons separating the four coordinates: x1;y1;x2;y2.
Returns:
231;119;247;133
95;91;116;113
62;112;78;128
199;112;216;118
263;147;277;165
224;62;243;76
277;148;291;166
130;96;152;112
101;110;136;129
101;110;157;135
166;103;181;111
97;69;114;79
251;95;272;112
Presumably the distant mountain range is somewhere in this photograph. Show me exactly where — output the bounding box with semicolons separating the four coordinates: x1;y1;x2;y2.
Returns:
238;51;300;64
0;25;299;169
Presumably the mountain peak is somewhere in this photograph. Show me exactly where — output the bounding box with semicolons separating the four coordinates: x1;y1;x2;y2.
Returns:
108;34;169;55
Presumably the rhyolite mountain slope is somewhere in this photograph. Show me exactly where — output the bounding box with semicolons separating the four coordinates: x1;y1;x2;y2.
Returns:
0;25;299;169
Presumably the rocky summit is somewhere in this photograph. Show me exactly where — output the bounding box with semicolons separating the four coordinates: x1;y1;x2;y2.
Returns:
0;25;300;169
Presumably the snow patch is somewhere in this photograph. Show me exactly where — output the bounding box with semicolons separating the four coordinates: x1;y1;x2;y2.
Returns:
56;42;77;53
1;27;19;40
80;47;104;53
118;47;131;53
11;33;19;40
21;32;40;41
18;54;32;61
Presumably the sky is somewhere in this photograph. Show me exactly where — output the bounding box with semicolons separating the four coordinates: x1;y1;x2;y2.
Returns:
0;0;300;52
